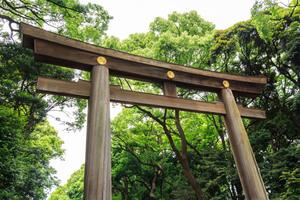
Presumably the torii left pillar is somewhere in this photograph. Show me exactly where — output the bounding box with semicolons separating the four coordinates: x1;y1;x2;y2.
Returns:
84;64;111;199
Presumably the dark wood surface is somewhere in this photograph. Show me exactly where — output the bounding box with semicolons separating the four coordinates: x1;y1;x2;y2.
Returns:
21;23;267;98
36;77;266;119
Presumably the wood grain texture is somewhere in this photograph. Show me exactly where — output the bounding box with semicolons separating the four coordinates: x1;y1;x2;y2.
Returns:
33;39;264;97
36;77;266;119
22;23;266;84
84;66;111;200
163;81;178;97
36;77;90;98
220;88;269;200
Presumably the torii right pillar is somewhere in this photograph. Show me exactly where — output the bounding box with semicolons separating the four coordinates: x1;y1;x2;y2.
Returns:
220;87;269;200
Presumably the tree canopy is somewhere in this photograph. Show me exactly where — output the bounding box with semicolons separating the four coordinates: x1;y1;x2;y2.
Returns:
0;0;112;43
1;0;299;199
0;0;111;199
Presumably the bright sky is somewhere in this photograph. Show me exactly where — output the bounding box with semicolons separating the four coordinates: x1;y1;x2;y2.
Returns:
95;0;259;40
48;0;289;196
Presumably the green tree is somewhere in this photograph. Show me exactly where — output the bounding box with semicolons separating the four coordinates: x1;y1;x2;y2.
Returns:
0;0;112;198
0;106;24;200
49;164;84;200
0;106;64;199
0;41;74;199
111;107;175;200
0;0;112;43
48;185;70;200
280;168;300;199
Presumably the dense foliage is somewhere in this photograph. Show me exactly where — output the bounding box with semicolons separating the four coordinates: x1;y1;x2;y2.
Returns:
0;0;112;43
0;41;78;199
0;0;111;199
50;1;299;200
1;0;299;199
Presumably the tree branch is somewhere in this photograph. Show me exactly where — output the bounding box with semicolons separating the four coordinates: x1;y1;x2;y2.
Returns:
135;106;183;162
46;0;84;13
114;135;161;170
170;130;202;159
175;110;188;159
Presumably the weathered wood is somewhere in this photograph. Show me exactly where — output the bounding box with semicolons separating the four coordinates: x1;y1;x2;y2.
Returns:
84;65;111;199
22;24;266;83
36;77;266;119
36;77;90;99
220;88;269;200
163;81;178;97
21;24;267;97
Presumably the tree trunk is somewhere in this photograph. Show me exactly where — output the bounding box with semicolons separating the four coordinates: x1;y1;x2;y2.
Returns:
182;167;203;200
135;103;204;199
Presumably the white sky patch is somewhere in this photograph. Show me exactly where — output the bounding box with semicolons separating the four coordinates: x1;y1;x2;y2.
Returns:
89;0;259;40
48;104;121;194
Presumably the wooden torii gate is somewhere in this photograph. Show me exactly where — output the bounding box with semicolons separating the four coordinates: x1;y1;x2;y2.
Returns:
21;23;269;200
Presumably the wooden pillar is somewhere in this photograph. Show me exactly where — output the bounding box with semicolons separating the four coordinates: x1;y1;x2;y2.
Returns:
220;88;268;200
84;65;111;200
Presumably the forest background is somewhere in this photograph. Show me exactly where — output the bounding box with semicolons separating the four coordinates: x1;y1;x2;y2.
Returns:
0;0;299;199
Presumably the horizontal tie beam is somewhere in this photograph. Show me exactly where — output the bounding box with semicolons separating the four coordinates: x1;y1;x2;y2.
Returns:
36;77;266;119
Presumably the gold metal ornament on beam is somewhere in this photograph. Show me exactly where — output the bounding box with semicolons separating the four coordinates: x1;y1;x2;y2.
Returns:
97;56;107;65
167;71;175;79
223;80;230;88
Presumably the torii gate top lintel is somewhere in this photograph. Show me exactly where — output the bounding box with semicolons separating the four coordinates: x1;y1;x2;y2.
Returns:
21;23;266;98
